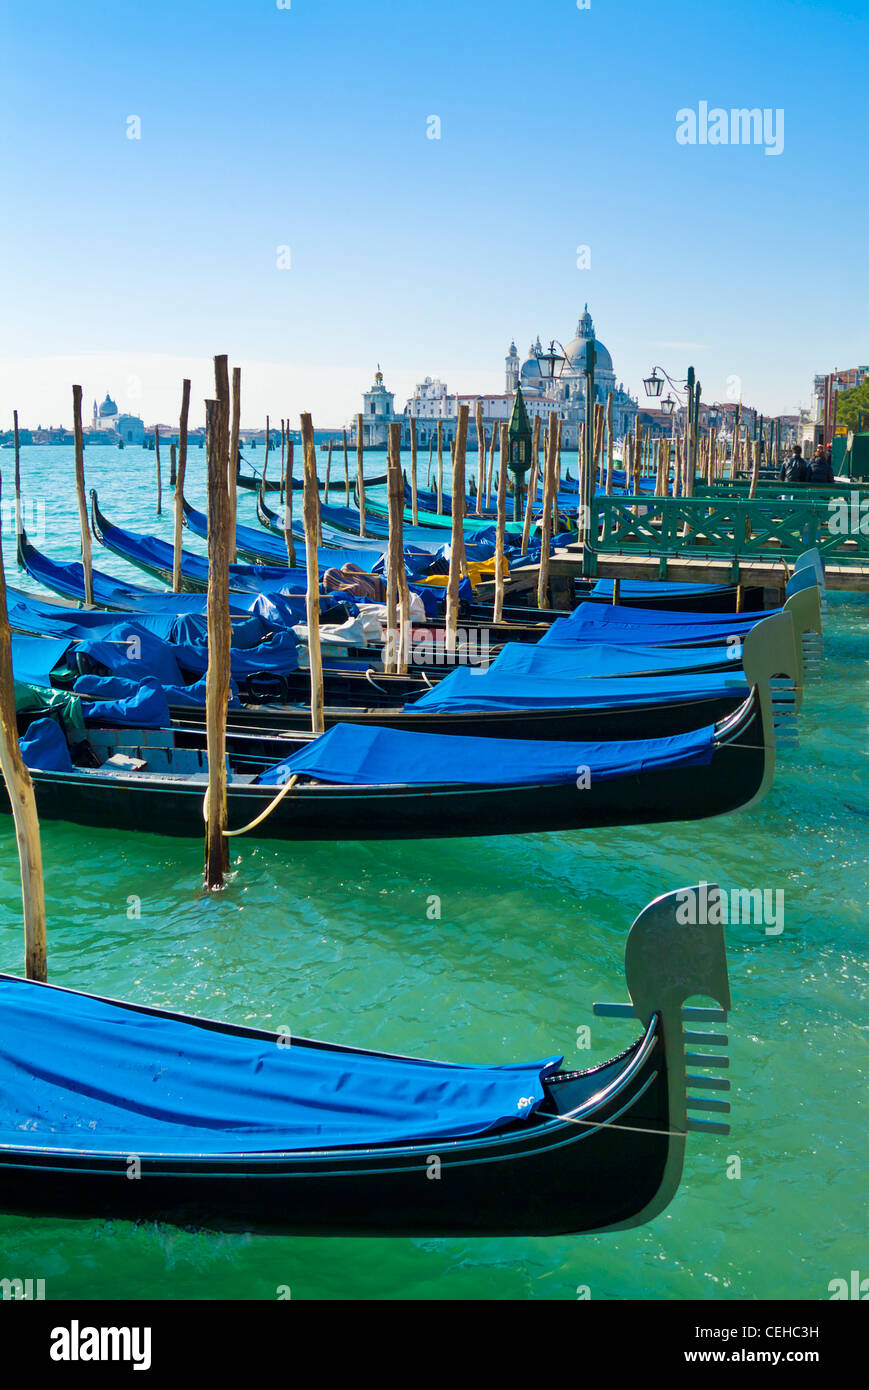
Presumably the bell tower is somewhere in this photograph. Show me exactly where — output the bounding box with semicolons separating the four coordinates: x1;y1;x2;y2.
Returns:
505;340;519;393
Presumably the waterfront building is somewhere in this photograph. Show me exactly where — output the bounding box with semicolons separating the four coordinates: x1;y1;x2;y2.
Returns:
87;393;145;445
353;366;405;447
92;394;119;431
395;307;638;449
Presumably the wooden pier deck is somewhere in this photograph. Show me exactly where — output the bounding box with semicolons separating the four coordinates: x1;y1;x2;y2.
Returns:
483;545;869;606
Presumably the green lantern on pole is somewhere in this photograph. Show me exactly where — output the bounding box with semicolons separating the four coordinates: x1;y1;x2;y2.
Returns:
507;385;534;523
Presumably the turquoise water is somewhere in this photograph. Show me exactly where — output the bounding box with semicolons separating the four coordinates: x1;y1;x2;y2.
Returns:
0;445;867;1300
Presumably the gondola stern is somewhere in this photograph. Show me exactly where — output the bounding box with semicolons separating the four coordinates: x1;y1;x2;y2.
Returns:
593;885;732;1231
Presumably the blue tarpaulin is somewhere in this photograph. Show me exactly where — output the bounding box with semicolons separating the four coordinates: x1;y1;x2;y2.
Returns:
0;978;562;1155
19;718;73;773
561;601;775;628
75;675;171;729
540;603;765;648
10;636;72;689
73;622;300;685
257;720;717;787
408;666;747;713
476;639;741;680
6;587;255;639
589;579;729;599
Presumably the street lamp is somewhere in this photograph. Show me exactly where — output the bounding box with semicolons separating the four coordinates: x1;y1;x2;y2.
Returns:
643;369;664;398
661;394;677;417
538;341;566;382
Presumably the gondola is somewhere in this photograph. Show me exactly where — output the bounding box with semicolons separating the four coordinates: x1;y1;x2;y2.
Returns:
91;492;381;589
0;885;731;1236
575;577;768;614
184;492;395;562
4;669;774;839
169;609;801;746
21;511;304;601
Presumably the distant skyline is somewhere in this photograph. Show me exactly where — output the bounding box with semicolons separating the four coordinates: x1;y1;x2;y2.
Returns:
1;0;865;430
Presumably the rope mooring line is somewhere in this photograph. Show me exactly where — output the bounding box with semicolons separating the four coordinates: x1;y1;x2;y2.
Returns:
202;774;301;838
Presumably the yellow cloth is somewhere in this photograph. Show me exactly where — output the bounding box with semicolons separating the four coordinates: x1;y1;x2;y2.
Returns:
420;557;508;589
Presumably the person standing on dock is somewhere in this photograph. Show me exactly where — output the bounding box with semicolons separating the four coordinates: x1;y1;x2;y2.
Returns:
780;443;808;483
807;443;834;484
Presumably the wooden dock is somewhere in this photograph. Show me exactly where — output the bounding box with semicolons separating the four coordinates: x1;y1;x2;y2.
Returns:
486;545;869;607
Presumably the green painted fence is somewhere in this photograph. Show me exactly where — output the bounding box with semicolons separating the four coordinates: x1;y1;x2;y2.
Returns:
589;494;869;567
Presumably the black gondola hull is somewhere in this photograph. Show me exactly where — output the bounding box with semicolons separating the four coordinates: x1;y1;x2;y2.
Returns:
3;692;766;841
0;1026;670;1237
176;692;744;745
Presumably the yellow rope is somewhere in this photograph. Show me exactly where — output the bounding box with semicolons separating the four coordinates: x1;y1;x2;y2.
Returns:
202;774;300;839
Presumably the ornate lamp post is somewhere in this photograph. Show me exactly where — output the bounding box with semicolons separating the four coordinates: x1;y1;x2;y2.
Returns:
645;363;701;478
506;385;534;523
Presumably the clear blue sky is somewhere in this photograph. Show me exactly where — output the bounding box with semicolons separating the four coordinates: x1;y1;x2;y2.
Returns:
0;0;865;426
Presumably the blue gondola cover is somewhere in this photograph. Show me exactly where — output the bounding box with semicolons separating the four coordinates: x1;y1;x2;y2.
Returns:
257;721;717;787
0;978;562;1154
18;718;73;773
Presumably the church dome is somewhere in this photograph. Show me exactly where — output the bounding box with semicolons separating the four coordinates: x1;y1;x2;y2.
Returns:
99;393;118;418
521;356;542;379
563;306;613;374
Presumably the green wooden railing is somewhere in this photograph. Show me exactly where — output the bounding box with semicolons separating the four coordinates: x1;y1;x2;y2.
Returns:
692;480;869;501
589;494;869;567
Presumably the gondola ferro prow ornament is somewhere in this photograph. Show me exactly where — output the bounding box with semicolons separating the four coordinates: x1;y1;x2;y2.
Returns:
782;575;824;686
741;609;800;761
593;884;732;1231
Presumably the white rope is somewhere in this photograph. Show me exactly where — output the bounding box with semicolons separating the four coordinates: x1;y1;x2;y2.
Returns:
547;1112;689;1138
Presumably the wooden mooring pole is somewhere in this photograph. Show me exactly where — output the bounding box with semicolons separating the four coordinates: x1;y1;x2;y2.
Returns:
0;468;47;980
475;402;486;516
342;428;350;505
153;426;162;515
493;423;508;624
385;423;410;675
203;369;231;891
300;414;325;733
445;404;469;655
409;416;419;526
172;378;191;594
71;385;94;606
537;411;558;609
356;413;366;537
436;421;444;515
283;439;296;567
228;368;241;564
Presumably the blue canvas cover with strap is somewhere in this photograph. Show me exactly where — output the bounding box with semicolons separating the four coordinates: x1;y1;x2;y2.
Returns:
471;639;742;681
0;977;562;1155
74;676;172;729
588;578;730;599
408;665;747;713
558;601;775;628
257;720;716;787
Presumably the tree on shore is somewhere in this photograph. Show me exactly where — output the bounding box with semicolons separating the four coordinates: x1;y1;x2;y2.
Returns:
836;381;869;432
